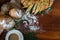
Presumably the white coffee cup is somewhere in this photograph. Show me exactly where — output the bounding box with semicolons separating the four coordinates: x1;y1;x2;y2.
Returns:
5;30;24;40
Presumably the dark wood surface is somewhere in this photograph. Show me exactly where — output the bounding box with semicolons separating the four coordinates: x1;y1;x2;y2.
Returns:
36;0;60;40
0;0;60;40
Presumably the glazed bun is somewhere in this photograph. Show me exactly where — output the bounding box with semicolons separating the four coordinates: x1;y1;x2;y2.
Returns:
9;8;23;18
0;15;15;31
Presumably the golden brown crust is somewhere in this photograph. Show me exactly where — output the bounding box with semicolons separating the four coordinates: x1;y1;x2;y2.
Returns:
9;8;23;18
9;8;17;18
21;0;54;14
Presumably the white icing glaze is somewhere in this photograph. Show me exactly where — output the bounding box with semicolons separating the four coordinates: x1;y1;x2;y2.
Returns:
0;19;15;29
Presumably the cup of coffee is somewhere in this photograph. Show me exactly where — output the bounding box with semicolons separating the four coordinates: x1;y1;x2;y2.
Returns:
5;30;24;40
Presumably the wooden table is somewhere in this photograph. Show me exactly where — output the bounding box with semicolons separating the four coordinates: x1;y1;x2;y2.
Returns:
36;0;60;40
0;0;60;40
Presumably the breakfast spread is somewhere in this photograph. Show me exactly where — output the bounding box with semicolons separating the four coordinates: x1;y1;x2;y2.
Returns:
0;0;54;40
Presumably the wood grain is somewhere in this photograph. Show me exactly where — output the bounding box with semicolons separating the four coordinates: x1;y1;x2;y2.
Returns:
36;0;60;40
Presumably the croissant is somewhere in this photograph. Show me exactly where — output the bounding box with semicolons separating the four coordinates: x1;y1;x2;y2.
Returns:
21;0;54;14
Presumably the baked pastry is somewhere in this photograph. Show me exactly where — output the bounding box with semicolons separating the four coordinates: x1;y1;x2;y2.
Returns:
1;0;21;14
21;0;54;14
9;8;25;18
0;15;15;34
